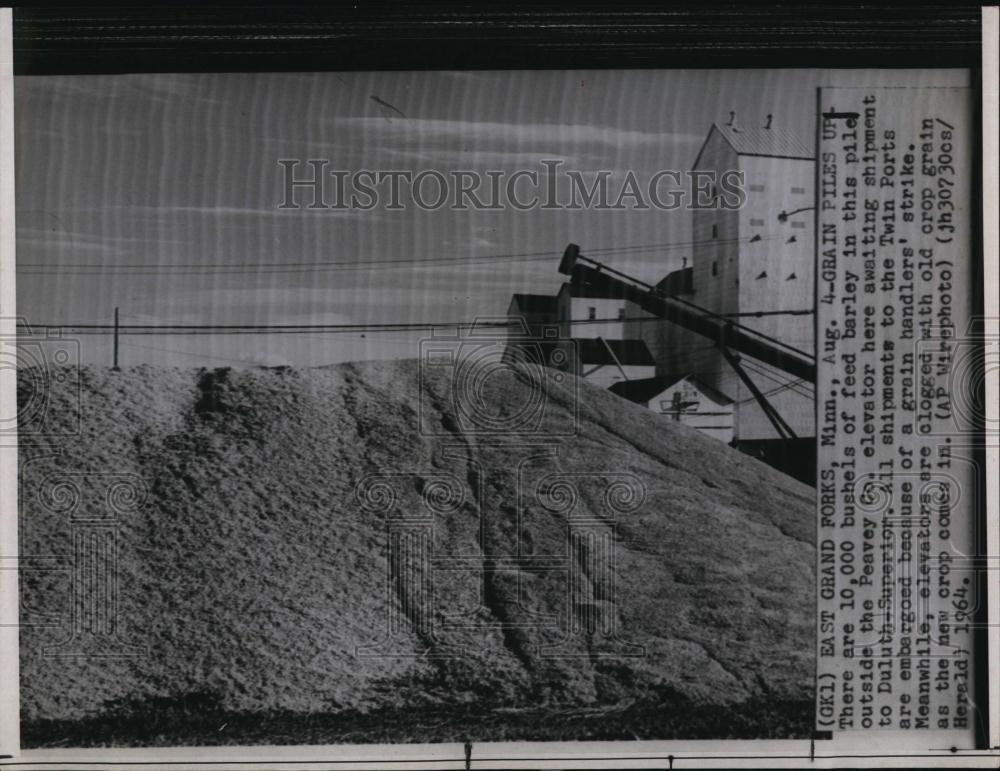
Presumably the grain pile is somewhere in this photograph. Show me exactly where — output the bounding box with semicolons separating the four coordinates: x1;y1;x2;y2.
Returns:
19;360;815;745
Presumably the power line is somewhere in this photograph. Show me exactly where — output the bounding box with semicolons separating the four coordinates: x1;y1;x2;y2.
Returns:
119;341;277;368
18;233;787;276
739;359;814;401
673;296;813;360
628;308;812;320
736;376;812;406
713;309;813;318
14;312;815;335
48;317;815;405
739;356;814;395
741;355;814;382
740;356;815;390
20;249;555;275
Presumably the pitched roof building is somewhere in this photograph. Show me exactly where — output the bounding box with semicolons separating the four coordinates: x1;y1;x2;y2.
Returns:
655;266;693;297
694;121;813;165
610;374;735;444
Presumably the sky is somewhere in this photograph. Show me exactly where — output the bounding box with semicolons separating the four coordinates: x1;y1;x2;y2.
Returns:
13;68;968;367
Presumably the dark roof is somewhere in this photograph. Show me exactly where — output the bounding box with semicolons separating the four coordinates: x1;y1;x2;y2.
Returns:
510;293;558;314
608;375;676;403
575;338;654;367
679;376;733;405
559;282;630;301
655;266;693;297
693;122;813;168
609;374;734;405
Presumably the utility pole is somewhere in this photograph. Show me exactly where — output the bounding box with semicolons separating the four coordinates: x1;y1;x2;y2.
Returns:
112;307;120;370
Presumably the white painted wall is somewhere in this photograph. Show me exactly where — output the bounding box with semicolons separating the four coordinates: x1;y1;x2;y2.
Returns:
734;154;815;440
557;290;630;340
650;377;735;444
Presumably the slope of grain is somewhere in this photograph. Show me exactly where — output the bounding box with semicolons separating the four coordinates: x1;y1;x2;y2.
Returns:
18;361;815;743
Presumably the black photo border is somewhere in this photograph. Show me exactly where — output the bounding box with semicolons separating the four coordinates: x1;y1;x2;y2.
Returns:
4;2;994;766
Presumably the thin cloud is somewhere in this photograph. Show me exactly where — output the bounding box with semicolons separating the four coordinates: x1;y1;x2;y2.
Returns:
330;117;704;149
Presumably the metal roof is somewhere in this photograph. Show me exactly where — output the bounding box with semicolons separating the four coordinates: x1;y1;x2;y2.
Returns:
693;122;813;168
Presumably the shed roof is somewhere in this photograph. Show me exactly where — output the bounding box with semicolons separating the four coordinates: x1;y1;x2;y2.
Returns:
608;375;676;403
610;374;734;405
576;338;655;367
656;266;693;297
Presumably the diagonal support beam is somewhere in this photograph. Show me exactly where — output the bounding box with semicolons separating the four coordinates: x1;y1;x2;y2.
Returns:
559;254;815;383
598;336;629;381
720;346;798;441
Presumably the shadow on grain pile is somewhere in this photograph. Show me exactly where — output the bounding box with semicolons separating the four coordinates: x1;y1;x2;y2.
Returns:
19;360;816;746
